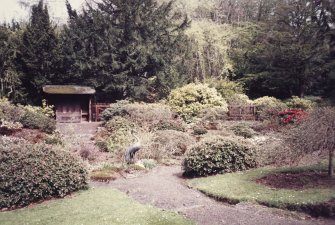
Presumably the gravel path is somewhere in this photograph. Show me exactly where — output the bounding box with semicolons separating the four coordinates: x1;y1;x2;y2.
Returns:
94;165;335;225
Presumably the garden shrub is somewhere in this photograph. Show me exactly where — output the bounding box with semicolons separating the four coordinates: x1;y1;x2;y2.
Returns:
210;79;245;100
44;131;64;145
23;99;55;118
0;137;88;209
141;159;157;169
286;96;315;110
254;96;287;121
168;83;227;121
192;126;208;135
200;106;228;122
278;109;308;125
125;102;173;127
231;124;256;139
0;98;56;134
183;136;257;177
101;100;130;122
227;94;253;105
0;119;22;135
0;98;25;122
102;101;173;129
150;120;186;132
143;130;195;160
254;96;285;108
98;116;135;154
19;110;56;133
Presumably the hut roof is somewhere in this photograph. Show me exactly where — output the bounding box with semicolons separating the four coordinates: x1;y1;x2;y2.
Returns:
43;85;96;95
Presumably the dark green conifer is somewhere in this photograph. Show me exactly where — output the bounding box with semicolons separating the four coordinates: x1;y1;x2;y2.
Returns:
19;0;59;104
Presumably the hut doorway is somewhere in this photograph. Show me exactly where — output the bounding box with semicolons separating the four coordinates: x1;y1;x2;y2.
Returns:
43;85;95;123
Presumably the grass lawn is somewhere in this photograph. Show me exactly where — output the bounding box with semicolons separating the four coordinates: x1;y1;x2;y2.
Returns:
188;164;335;217
0;187;193;225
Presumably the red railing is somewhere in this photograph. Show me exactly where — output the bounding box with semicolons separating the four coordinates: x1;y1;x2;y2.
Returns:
92;103;111;121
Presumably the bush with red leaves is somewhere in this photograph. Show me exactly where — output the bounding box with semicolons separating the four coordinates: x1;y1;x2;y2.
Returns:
278;109;308;125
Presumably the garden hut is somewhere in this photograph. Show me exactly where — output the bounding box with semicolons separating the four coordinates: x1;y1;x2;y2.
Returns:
43;85;95;123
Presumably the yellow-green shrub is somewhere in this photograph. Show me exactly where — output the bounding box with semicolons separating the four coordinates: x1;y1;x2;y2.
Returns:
286;96;315;110
254;96;287;121
168;83;228;121
124;102;173;126
254;96;285;108
227;94;253;105
22;99;54;118
210;79;245;100
97;116;135;154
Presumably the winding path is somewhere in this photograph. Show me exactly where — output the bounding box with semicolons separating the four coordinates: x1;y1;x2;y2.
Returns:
94;166;334;225
57;123;334;225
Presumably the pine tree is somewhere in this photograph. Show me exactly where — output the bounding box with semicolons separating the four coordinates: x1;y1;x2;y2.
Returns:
60;0;189;102
18;0;59;104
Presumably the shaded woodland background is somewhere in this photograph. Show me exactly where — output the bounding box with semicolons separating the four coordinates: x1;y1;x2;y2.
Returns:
0;0;334;104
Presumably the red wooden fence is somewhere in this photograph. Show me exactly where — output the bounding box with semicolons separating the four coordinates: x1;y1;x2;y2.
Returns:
92;103;111;121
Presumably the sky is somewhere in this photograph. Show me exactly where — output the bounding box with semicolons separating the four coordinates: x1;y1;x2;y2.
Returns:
0;0;86;24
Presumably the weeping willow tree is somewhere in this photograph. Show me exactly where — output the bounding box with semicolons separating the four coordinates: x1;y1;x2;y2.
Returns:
183;21;236;82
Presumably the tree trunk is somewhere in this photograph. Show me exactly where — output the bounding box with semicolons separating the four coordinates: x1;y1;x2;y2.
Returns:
329;150;334;177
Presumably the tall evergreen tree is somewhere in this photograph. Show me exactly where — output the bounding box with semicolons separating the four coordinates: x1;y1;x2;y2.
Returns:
230;0;331;99
18;0;59;104
0;23;24;102
60;0;189;102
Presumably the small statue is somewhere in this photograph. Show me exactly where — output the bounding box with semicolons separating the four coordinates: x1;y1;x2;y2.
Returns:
125;129;141;164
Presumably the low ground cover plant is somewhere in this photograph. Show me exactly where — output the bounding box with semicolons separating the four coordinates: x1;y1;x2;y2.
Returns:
183;136;257;177
0;137;88;209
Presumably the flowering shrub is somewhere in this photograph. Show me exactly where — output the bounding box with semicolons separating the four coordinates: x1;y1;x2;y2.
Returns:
278;109;308;124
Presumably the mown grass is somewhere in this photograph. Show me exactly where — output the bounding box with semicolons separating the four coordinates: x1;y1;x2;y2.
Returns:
188;163;335;217
0;187;194;225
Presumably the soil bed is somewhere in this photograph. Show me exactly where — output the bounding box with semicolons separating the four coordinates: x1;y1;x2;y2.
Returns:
256;171;335;190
